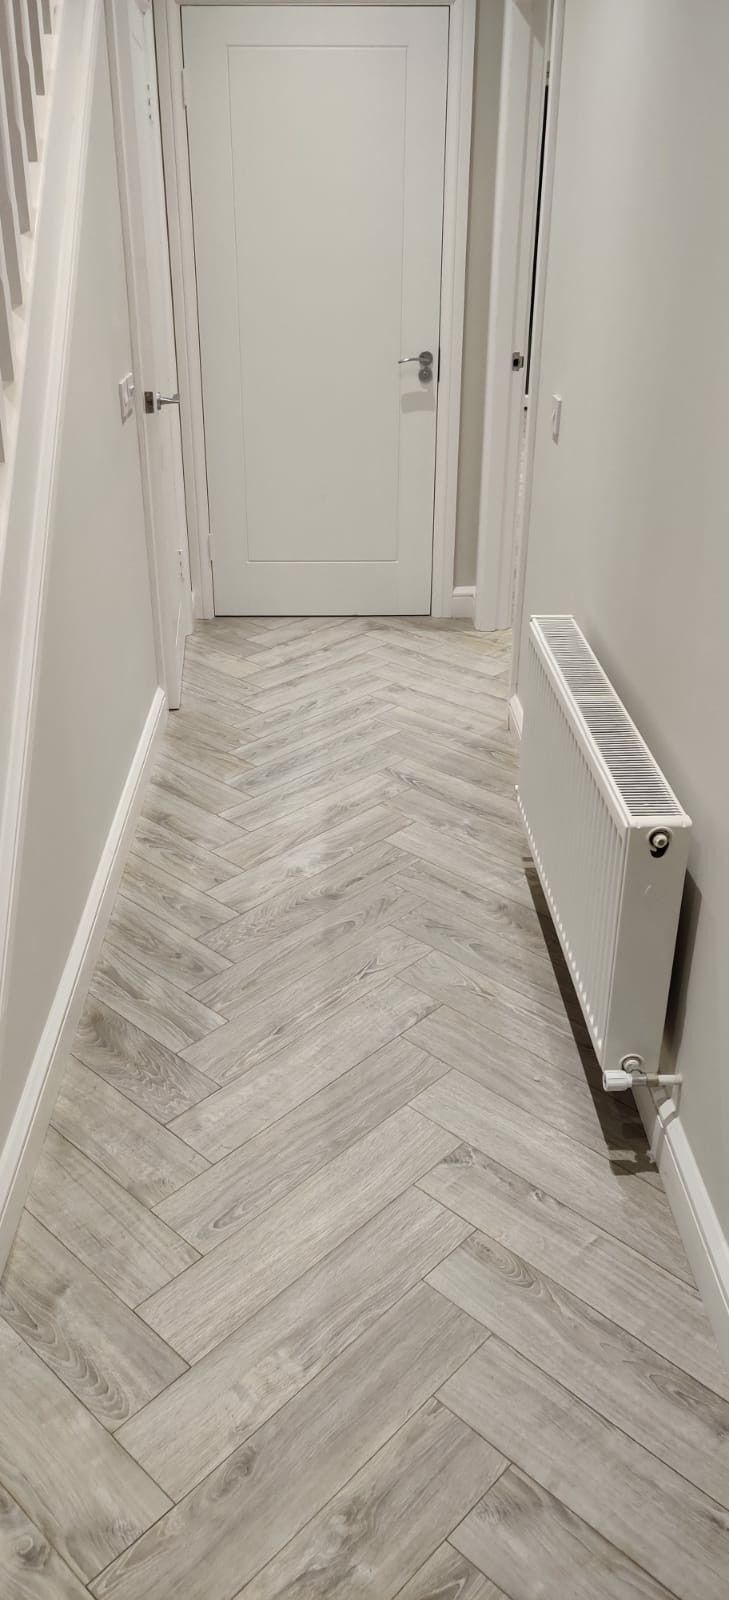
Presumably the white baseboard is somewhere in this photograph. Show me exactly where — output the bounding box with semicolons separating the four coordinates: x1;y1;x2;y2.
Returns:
451;585;475;620
633;1085;729;1373
508;692;524;740
0;687;166;1274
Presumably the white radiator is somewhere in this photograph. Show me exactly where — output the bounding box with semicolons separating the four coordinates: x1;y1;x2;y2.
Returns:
518;617;691;1092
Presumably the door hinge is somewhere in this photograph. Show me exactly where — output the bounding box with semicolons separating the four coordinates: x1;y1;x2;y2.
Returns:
437;346;441;383
181;66;190;108
207;534;214;568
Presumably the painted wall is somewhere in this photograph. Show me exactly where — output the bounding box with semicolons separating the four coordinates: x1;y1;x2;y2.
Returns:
517;2;729;1239
454;0;504;589
1;18;158;1142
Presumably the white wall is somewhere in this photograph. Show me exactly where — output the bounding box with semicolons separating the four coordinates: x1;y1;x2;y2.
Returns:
517;2;729;1251
454;0;504;589
0;16;159;1186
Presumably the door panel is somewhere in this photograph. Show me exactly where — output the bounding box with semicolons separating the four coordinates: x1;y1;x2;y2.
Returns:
182;6;449;615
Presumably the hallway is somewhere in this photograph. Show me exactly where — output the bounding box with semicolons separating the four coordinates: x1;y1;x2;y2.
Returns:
1;616;728;1599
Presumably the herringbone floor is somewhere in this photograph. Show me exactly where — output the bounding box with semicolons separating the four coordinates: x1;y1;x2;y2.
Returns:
1;615;728;1600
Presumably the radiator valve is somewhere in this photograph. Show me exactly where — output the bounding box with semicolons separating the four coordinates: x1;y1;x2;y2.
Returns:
602;1055;683;1093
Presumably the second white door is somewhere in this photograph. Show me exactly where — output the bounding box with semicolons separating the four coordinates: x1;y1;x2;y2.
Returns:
182;5;449;614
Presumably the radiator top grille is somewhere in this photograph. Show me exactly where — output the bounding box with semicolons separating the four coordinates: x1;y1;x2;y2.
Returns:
532;617;687;822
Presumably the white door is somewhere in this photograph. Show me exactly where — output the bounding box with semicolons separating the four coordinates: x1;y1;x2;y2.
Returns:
127;0;192;702
182;5;449;615
475;0;545;630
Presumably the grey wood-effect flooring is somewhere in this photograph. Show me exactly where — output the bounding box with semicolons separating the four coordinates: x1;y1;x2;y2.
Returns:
1;614;727;1600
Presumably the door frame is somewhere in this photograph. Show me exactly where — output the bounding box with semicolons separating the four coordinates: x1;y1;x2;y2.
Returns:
472;0;563;649
508;0;563;709
473;0;545;633
153;0;477;619
105;0;193;706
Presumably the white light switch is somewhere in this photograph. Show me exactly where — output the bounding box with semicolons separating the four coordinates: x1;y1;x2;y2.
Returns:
551;395;562;443
118;373;135;424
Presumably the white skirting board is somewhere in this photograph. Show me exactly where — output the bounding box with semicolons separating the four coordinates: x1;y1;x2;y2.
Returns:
0;687;166;1275
510;693;729;1370
451;585;475;619
508;691;523;739
633;1085;729;1373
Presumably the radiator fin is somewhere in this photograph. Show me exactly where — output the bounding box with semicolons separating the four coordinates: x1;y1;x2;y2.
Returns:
535;617;683;819
518;643;623;1049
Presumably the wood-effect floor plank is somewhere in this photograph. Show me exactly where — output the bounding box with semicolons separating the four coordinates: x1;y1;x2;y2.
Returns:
239;1399;506;1600
0;1213;186;1430
234;691;390;767
225;740;400;830
106;896;232;993
169;979;436;1160
395;898;578;1019
0;1319;170;1584
407;1005;649;1169
180;925;429;1084
151;750;247;816
209;804;404;911
240;653;384;717
90;943;226;1054
451;1467;675;1600
406;947;590;1055
396;1544;508;1600
92;1285;487;1600
51;1060;209;1208
419;1142;729;1401
191;880;418;1017
159;729;255;784
131;816;244;893
411;1071;691;1282
235;632;381;694
116;1187;472;1498
0;1486;90;1600
199;839;410;959
232;665;388;739
439;1339;729;1600
389;822;535;910
142;782;247;850
155;1036;446;1250
120;851;238;939
25;1128;199;1309
392;853;557;960
225;709;393;801
217;770;404;868
138;1107;458;1360
72;996;215;1124
428;1229;729;1506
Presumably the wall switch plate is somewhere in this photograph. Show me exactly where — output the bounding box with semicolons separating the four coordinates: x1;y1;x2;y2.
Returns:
118;373;135;423
551;394;562;443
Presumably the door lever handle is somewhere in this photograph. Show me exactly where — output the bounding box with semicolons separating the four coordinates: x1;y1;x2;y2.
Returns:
398;350;434;385
144;390;180;414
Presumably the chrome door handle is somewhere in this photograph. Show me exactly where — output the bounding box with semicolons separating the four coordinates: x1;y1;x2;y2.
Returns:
398;350;434;385
144;390;180;414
